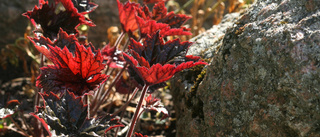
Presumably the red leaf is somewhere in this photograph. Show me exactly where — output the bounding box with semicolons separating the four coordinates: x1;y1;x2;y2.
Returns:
143;0;168;4
137;1;191;28
23;0;94;40
136;5;151;20
136;16;191;38
157;11;191;28
117;0;140;33
29;28;79;52
152;1;167;20
145;94;160;106
30;113;52;136
101;44;125;69
35;42;108;95
129;31;193;65
144;94;169;120
115;76;141;94
123;31;207;86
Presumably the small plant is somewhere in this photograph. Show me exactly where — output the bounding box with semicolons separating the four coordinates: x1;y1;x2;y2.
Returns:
1;0;207;136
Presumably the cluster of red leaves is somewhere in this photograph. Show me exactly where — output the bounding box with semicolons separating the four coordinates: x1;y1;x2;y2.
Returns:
117;0;207;88
123;31;207;86
33;37;107;95
23;0;95;40
22;0;208;136
117;0;191;39
101;44;125;69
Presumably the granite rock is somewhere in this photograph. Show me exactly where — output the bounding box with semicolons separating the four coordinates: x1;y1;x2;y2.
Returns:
171;0;320;136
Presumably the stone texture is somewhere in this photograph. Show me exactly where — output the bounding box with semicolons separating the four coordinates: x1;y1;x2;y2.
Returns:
171;0;320;136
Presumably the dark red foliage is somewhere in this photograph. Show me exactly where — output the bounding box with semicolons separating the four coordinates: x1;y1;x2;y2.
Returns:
30;113;52;136
144;94;169;120
157;12;191;28
117;0;140;33
143;0;168;4
33;91;122;136
136;16;191;38
23;0;95;40
101;44;125;69
145;94;160;106
72;0;98;14
29;28;80;52
33;41;108;96
123;31;207;86
128;31;194;65
115;76;141;94
137;1;191;28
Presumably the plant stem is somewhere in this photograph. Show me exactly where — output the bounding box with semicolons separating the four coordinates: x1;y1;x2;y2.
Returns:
115;32;125;48
9;116;30;137
114;93;130;137
91;63;128;115
112;88;139;116
126;84;149;137
34;53;44;112
122;38;130;52
174;0;195;14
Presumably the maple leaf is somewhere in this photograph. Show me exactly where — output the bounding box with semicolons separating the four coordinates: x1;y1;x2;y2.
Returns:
123;31;207;86
33;41;108;96
136;16;192;38
101;44;125;69
117;0;140;33
23;0;95;40
72;0;98;14
32;91;123;136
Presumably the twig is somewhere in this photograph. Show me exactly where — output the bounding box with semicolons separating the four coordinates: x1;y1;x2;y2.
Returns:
8;116;30;137
126;84;149;137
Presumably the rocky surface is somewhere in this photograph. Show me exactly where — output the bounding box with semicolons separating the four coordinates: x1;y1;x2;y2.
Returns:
171;0;320;136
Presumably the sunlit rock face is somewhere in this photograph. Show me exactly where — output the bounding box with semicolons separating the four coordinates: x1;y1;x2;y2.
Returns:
171;0;320;136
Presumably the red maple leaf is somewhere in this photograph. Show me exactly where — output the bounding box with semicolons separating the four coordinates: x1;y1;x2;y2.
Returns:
136;16;192;38
33;41;108;96
117;0;140;33
23;0;94;40
123;31;207;86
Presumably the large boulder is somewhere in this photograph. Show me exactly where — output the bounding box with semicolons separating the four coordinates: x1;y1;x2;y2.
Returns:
171;0;320;136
